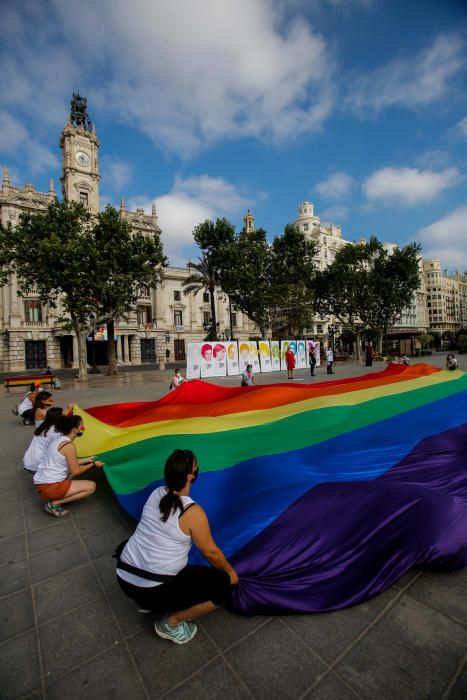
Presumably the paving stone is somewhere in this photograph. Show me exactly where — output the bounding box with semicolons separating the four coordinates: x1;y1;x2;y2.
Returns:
379;594;467;680
0;533;26;565
45;643;146;700
39;597;121;682
0;629;41;698
165;656;251;699
34;564;101;624
335;624;447;700
25;504;69;532
392;568;423;591
408;570;467;625
0;558;29;596
281;605;370;663
74;506;125;537
0;588;35;643
106;586;152;638
82;524;131;560
0;475;20;501
28;519;78;555
93;554;121;593
303;672;361;699
199;606;271;652
447;662;467;700
128;624;218;697
30;540;89;584
352;586;399;622
226;618;327;699
0;495;25;539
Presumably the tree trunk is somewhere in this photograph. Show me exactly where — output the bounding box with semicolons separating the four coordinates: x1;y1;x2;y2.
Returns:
355;330;361;361
74;321;88;381
210;286;217;340
107;319;118;375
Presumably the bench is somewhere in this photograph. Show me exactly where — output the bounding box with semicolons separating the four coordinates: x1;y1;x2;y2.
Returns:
4;374;56;393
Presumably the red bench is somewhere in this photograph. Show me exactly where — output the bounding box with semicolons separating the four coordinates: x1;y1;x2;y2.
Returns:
4;374;55;393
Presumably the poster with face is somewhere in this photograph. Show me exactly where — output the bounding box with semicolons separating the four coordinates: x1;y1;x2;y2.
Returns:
258;340;272;372
226;341;240;375
212;342;228;377
270;340;281;370
200;342;215;378
249;341;260;372
280;340;292;370
307;340;321;367
238;341;250;372
186;343;201;379
296;340;306;369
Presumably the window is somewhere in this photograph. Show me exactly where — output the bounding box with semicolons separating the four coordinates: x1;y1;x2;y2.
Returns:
247;220;252;230
24;300;43;323
174;290;181;301
317;324;323;334
79;191;89;208
139;286;150;298
174;310;183;328
202;292;210;303
303;223;309;231
137;305;152;325
203;311;211;326
231;312;237;327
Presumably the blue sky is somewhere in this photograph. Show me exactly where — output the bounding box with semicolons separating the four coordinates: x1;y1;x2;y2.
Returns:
1;0;466;268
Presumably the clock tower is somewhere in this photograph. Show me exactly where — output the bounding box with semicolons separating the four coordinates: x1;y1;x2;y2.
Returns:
60;93;100;214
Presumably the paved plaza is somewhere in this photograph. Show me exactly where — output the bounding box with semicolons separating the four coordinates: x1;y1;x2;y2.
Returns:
0;355;466;699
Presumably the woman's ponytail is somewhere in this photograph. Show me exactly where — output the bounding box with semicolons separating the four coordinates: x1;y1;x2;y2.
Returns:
159;449;197;522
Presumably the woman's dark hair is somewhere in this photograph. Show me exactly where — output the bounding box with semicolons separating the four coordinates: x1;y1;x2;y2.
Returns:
55;413;82;435
159;449;197;523
34;407;64;437
33;391;52;410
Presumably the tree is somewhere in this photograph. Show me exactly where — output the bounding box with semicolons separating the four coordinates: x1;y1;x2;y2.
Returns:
1;200;97;379
182;256;219;339
186;218;236;340
419;333;434;349
313;237;421;358
91;206;167;374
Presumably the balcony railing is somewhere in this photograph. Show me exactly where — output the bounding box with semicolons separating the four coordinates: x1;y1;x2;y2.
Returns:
22;321;48;327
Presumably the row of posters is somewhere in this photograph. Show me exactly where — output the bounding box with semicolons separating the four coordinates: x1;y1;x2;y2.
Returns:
186;340;321;379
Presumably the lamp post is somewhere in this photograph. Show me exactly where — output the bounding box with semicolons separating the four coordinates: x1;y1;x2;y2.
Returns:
327;323;335;353
89;313;100;374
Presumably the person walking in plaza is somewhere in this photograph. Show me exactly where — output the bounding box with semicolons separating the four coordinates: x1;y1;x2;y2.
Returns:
326;346;334;375
33;414;103;518
241;364;256;386
115;449;238;645
365;343;374;367
309;347;317;376
285;346;295;380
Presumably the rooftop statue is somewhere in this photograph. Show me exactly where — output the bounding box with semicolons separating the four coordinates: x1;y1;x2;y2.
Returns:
70;92;92;131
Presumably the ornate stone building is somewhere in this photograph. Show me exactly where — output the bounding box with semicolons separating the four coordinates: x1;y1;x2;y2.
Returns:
423;259;467;336
0;94;254;372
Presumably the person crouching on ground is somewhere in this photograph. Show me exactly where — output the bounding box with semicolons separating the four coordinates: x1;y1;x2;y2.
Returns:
115;449;238;645
241;364;256;386
32;391;54;427
33;414;103;518
24;405;72;474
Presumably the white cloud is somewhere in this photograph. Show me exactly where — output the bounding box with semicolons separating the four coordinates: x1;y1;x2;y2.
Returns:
314;172;355;200
415;207;467;269
0;0;335;157
101;157;131;191
0;110;58;175
347;33;464;115
363;166;460;205
455;116;467;138
319;204;349;222
128;175;252;265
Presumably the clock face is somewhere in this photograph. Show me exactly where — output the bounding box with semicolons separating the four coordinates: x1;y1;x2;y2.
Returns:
75;151;90;167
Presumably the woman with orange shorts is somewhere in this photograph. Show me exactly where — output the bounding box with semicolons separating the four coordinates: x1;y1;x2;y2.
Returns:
33;414;104;518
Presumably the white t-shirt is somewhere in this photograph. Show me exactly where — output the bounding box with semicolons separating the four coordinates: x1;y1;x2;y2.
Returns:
18;393;34;416
23;427;59;473
170;375;185;390
326;349;334;363
117;485;194;588
33;435;71;484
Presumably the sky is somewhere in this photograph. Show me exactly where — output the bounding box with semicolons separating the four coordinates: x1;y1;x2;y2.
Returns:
1;0;466;269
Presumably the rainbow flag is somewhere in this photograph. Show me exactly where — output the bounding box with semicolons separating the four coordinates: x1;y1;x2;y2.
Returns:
76;364;467;614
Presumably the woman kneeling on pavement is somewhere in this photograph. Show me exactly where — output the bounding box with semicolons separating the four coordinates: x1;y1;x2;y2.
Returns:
116;449;238;645
33;414;103;517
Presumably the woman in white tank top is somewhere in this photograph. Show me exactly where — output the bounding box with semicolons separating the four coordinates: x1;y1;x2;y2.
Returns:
32;391;54;427
116;449;238;645
24;407;65;473
33;413;104;518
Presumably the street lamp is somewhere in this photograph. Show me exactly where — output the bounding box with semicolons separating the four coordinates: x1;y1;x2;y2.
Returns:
89;313;100;374
327;323;335;353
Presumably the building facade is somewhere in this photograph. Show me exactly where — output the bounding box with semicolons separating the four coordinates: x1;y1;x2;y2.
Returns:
423;260;467;336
